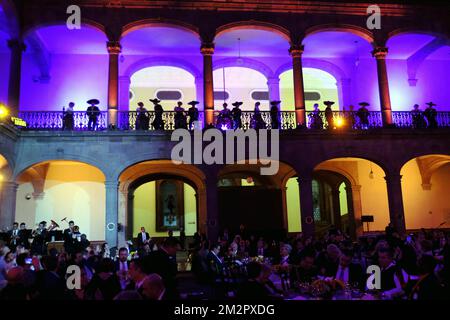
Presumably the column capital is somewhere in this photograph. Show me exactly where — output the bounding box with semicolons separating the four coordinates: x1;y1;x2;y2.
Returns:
105;180;119;188
289;44;304;58
107;41;122;55
7;39;26;52
119;75;131;83
200;42;215;56
267;76;280;85
296;175;312;185
384;174;402;183
372;46;388;59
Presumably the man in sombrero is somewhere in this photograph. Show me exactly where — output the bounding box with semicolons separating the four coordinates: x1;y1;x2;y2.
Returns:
356;102;370;129
324;101;335;130
231;101;243;129
270;100;281;129
424;102;438;129
86;99;100;130
187;101;200;130
150;98;165;130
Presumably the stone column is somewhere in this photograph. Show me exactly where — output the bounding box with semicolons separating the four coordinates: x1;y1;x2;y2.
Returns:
267;76;280;102
351;185;364;236
107;41;122;128
7;40;26;117
339;78;352;108
384;174;406;235
204;175;219;242
117;188;128;248
195;76;205;111
118;76;131;111
372;46;393;126
289;45;306;127
332;188;342;229
297;176;315;237
105;180;119;247
201;43;215;126
0;181;18;230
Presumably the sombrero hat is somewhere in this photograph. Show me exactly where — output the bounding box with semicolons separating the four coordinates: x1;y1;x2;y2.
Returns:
87;99;100;105
323;101;335;107
149;98;161;105
137;102;144;107
188;101;199;106
426;102;436;107
358;102;370;107
232;101;243;107
270;100;281;106
222;103;228;107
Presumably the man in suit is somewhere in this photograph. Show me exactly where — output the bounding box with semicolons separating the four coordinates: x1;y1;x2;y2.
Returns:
207;243;224;277
18;223;29;249
291;250;319;284
8;222;20;251
86;99;100;130
141;273;166;300
35;255;66;300
334;249;365;290
137;227;150;248
63;220;75;254
142;237;179;299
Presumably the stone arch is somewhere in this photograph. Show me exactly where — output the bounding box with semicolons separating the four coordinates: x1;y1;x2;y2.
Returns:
23;19;107;40
213;58;274;79
121;19;200;39
304;24;375;45
123;57;201;79
215;21;291;43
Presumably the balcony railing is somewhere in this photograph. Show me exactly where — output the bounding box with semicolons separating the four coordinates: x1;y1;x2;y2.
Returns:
15;110;450;131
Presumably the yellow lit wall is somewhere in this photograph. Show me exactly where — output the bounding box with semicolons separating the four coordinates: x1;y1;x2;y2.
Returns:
286;177;301;232
133;181;197;237
15;162;106;241
280;68;340;111
339;182;348;216
401;161;450;229
130;66;197;111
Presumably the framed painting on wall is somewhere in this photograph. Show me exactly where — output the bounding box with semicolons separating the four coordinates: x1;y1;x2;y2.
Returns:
155;179;184;232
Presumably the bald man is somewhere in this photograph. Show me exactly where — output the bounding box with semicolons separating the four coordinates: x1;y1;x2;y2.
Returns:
141;273;166;300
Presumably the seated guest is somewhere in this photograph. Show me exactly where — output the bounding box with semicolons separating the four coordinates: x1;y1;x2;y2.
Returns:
317;244;341;277
378;247;409;299
278;244;292;267
85;258;121;300
250;239;268;257
334;249;365;290
207;243;224;276
410;254;444;300
290;250;318;284
141;273;166;300
142;237;179;299
35;255;66;300
127;258;146;291
236;262;272;300
137;227;151;248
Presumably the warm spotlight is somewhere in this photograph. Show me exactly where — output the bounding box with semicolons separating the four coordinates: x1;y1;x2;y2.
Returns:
0;104;9;119
335;117;344;128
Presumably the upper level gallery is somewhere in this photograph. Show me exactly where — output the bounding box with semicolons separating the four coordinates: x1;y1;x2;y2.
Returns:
0;0;449;131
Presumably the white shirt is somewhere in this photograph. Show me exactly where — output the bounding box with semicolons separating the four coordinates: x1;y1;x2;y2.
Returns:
141;232;147;242
120;261;128;272
335;265;349;283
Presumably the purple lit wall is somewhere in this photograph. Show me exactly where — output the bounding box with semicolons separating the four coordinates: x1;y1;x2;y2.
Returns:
0;31;11;104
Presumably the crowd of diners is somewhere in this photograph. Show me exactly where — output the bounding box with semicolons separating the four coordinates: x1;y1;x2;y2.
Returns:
0;223;449;300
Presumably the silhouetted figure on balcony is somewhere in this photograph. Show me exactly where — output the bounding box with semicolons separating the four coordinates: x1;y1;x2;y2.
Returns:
231;101;243;129
356;102;370;129
411;104;426;129
174;101;187;129
187;101;200;130
270;100;281;129
135;102;149;130
150;98;165;130
251;102;266;129
217;103;233;130
324;101;334;130
63;102;75;130
346;105;356;129
309;103;323;129
86;99;100;131
424;102;438;129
